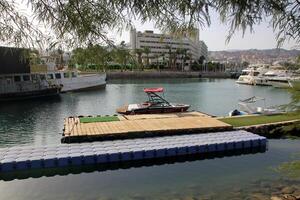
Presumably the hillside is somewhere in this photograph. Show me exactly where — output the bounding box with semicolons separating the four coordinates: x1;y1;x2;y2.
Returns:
209;49;300;64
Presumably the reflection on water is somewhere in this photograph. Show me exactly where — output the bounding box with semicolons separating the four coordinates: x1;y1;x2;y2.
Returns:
0;140;299;200
0;78;291;148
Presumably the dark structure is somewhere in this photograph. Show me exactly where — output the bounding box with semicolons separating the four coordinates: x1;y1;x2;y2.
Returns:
0;46;30;74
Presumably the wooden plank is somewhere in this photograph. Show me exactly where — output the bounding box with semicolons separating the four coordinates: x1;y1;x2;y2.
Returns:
63;112;232;139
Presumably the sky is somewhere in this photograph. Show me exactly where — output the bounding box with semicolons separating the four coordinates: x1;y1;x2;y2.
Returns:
12;2;299;51
109;12;298;51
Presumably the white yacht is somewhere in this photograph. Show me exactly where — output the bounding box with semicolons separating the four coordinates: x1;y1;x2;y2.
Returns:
0;73;61;101
236;65;269;85
46;71;106;92
264;70;291;88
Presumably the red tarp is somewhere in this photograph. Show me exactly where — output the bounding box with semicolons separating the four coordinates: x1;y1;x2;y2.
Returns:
143;87;164;93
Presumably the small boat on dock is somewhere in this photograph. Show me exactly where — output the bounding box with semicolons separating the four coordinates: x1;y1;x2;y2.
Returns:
229;96;279;116
116;87;190;115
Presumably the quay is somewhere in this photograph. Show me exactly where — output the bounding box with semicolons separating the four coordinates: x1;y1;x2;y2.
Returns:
62;112;232;143
0;130;267;172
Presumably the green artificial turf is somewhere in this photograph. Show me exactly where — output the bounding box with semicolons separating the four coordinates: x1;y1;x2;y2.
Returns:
79;116;120;123
219;112;300;127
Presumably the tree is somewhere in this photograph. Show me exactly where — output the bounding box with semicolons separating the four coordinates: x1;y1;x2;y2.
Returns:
1;1;300;47
165;45;173;69
70;44;110;71
111;41;131;71
134;49;144;70
198;55;206;65
143;47;151;68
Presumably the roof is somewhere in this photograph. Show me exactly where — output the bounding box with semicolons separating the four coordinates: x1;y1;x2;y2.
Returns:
143;87;164;93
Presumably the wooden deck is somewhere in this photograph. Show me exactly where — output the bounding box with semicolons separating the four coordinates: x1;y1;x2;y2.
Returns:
62;112;232;143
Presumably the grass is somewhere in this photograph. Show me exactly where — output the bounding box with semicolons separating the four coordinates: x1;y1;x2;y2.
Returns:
79;116;120;123
219;112;300;127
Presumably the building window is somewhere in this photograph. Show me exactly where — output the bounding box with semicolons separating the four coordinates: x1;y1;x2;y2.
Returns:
55;73;62;79
64;72;70;78
14;76;21;82
23;75;30;81
39;74;46;80
47;74;54;79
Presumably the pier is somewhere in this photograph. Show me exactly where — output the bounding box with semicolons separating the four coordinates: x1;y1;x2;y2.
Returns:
62;112;232;143
0;130;267;173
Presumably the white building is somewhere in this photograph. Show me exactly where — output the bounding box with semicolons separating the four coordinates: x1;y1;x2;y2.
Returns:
130;28;208;70
199;41;208;60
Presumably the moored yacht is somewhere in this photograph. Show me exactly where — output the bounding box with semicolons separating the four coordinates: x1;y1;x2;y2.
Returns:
0;73;62;101
236;65;270;85
45;71;106;92
264;70;291;88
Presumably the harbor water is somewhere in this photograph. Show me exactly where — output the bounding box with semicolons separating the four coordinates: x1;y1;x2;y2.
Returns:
0;78;298;200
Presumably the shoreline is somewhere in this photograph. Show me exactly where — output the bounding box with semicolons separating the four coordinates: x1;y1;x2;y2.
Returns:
106;71;231;80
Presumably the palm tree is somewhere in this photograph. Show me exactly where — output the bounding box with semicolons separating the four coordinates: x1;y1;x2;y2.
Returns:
161;53;166;68
188;52;193;70
181;49;188;71
173;48;182;70
165;45;172;69
143;46;151;68
113;41;130;71
134;48;143;70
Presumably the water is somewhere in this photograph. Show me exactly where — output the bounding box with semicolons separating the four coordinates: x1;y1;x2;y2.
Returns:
0;78;298;199
0;78;291;148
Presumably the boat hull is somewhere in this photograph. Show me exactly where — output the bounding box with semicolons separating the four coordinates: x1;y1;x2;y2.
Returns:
117;105;190;115
56;73;106;92
269;80;290;88
0;87;61;101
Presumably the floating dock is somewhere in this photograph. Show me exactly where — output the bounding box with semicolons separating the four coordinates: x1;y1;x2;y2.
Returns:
0;130;267;172
62;112;232;143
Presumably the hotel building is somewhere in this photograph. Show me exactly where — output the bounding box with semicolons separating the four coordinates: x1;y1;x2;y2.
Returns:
129;28;208;70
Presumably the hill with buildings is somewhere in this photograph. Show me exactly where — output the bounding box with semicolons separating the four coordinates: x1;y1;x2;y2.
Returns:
209;49;300;64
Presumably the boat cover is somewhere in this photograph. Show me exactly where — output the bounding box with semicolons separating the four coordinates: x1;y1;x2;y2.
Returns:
144;88;164;93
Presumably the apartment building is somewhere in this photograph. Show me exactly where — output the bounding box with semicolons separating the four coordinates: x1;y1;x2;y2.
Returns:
129;28;208;70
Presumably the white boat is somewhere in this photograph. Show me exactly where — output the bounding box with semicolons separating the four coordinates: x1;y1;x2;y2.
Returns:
0;73;61;101
229;96;279;116
236;65;269;85
264;70;291;88
46;71;106;92
288;77;300;90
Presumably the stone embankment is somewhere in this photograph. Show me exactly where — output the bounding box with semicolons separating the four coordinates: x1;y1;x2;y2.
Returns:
106;71;230;80
236;120;300;138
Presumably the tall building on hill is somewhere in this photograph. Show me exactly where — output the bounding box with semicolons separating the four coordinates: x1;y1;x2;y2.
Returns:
129;28;208;70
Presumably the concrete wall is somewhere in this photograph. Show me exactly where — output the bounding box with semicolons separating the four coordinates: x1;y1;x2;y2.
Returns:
106;71;230;80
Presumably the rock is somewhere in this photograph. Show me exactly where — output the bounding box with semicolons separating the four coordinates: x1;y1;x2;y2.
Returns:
271;196;283;200
248;192;269;200
181;196;195;200
282;194;297;200
271;191;283;196
282;187;296;194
